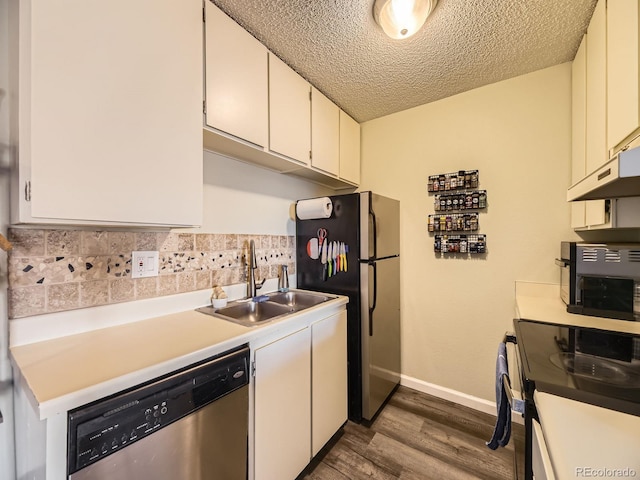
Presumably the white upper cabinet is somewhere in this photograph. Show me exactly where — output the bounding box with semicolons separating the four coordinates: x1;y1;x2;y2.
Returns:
571;27;608;230
11;0;203;227
571;35;588;229
204;1;268;147
339;111;361;185
607;0;640;152
202;3;358;189
268;53;311;165
311;87;340;176
585;0;607;176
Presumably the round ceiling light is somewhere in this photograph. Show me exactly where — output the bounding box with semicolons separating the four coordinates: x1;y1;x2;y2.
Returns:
373;0;438;40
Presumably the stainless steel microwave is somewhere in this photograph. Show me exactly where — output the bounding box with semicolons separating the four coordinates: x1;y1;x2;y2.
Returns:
556;242;640;321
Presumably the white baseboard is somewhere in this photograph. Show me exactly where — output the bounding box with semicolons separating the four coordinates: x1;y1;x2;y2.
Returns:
400;374;525;425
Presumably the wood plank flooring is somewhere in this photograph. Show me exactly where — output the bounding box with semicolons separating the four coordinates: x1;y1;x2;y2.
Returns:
299;386;524;480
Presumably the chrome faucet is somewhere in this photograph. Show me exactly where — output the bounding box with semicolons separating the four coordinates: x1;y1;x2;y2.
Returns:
247;239;265;298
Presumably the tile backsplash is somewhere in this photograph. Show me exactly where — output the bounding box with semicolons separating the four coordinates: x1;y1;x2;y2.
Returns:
7;229;295;319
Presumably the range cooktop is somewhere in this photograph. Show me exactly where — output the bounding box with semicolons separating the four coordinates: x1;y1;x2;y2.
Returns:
514;319;640;416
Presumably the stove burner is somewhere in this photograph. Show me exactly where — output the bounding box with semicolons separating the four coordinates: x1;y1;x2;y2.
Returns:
549;353;640;387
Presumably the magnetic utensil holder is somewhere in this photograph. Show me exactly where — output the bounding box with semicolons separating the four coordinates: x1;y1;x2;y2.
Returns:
434;234;486;254
427;170;479;193
428;213;479;233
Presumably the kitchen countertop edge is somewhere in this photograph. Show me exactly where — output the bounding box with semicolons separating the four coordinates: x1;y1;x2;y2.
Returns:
11;293;349;420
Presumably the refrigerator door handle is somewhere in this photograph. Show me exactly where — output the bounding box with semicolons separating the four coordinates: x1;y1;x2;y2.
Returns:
369;198;377;260
369;261;377;336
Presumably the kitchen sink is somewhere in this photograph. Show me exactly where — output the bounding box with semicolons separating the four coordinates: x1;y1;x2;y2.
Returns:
265;291;332;310
196;290;335;327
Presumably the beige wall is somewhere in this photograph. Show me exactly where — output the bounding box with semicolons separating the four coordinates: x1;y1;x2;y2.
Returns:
361;63;576;401
198;151;332;236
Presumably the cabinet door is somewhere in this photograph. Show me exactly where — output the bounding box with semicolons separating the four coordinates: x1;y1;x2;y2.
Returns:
311;87;340;176
204;2;268;148
254;328;311;480
607;0;639;152
571;35;587;229
311;311;348;456
532;420;557;480
269;53;311;164
15;0;202;226
339;110;361;185
585;0;607;175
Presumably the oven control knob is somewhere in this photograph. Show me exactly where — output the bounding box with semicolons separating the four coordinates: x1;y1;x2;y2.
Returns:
130;430;137;440
91;448;98;458
101;443;108;454
160;406;168;415
121;434;128;444
111;439;118;449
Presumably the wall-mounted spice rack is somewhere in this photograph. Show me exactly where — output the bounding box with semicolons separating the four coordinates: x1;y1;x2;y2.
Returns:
428;168;487;256
427;170;479;193
434;190;487;212
434;234;486;254
428;213;479;233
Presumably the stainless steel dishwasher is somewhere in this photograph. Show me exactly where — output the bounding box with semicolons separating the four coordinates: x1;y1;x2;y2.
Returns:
67;345;249;479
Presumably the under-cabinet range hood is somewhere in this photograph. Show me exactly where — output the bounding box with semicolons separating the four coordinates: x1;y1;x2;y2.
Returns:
568;141;640;201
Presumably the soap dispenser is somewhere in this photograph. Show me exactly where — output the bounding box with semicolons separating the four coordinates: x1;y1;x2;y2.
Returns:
278;265;289;292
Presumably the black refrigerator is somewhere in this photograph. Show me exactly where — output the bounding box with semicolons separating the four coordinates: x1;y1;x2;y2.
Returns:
296;192;401;422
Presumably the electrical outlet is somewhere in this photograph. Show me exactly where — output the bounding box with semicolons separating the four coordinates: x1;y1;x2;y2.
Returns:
131;251;159;279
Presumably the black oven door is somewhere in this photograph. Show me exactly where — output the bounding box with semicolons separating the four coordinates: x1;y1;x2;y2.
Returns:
505;334;529;480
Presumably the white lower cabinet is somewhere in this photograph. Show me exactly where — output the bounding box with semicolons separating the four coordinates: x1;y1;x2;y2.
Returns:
311;311;348;456
253;309;348;479
532;419;556;480
254;327;311;480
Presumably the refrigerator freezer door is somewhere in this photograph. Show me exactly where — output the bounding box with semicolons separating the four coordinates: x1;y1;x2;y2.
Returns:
360;193;400;260
360;255;401;420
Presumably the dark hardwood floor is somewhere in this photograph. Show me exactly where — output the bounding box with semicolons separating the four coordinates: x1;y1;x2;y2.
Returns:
299;386;524;480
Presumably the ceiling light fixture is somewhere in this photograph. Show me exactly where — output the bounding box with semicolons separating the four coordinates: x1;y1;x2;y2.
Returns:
373;0;437;40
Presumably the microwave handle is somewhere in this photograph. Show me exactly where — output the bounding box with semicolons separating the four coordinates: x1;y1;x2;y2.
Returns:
555;258;569;267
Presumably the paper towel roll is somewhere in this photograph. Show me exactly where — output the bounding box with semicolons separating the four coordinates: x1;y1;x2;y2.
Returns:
296;197;333;220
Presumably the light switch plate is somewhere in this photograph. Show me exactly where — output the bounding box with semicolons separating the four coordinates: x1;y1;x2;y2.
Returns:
131;251;159;278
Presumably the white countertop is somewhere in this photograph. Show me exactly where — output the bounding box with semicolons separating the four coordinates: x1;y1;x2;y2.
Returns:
515;281;640;335
535;391;640;479
10;291;348;419
516;282;640;479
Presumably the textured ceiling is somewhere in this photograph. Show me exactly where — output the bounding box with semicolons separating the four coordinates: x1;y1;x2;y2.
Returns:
211;0;597;123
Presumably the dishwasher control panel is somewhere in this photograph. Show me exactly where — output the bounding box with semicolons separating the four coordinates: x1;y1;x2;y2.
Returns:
67;345;249;474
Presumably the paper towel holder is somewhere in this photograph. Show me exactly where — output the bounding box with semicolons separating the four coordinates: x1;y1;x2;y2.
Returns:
295;197;333;220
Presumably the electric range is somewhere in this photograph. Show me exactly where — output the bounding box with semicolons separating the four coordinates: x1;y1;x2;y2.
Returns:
514;318;640;416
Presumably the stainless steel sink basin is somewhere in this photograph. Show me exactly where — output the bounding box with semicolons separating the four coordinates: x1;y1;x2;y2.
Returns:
266;291;332;310
197;300;292;326
196;290;335;327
